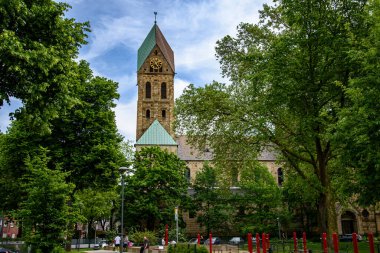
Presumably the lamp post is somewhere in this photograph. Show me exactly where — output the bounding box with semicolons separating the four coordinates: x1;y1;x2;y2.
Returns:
277;217;281;241
119;167;128;253
94;221;97;246
175;206;178;243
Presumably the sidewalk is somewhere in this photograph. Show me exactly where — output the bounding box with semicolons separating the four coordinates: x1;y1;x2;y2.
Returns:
83;251;120;253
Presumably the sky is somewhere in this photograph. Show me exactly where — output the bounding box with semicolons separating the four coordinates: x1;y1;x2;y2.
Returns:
0;0;268;142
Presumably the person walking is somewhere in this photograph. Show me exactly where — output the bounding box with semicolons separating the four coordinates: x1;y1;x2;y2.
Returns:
114;234;121;253
143;236;150;253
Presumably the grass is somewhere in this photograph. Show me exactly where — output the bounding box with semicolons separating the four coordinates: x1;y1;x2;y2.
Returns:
269;240;378;253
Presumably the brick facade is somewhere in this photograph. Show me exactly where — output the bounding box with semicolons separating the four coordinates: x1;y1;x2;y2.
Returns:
136;46;175;141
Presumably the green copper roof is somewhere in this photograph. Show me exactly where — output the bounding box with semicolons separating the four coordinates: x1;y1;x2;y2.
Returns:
136;120;177;146
137;24;175;72
137;25;156;71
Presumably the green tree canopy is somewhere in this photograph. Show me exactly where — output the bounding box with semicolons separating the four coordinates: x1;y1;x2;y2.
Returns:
0;0;89;132
124;147;189;231
17;148;75;253
0;61;125;211
234;161;284;234
334;0;380;206
191;163;235;235
175;0;373;235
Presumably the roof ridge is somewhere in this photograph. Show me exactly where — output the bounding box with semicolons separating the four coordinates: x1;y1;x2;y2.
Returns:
136;119;177;146
137;24;174;72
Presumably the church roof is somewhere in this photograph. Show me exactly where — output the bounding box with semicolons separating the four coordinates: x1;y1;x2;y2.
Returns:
177;136;214;161
137;24;175;72
176;135;277;162
136;120;177;146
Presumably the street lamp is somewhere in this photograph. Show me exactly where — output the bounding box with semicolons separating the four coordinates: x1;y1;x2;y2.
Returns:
94;221;97;246
175;206;178;243
119;167;128;253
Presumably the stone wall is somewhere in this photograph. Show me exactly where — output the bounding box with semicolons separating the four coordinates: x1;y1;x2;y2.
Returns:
136;45;175;141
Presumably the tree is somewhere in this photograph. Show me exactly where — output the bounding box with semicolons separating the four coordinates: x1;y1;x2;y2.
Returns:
175;0;372;236
281;168;320;234
192;163;234;235
17;148;75;253
75;188;118;239
0;61;125;211
124;147;189;231
44;60;125;191
234;161;284;234
0;0;89;133
334;0;380;206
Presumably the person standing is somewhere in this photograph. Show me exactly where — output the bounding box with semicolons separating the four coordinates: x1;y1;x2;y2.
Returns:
124;235;129;250
114;234;121;252
143;236;150;253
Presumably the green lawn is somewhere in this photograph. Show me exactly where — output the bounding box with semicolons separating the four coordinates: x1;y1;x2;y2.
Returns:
269;241;377;253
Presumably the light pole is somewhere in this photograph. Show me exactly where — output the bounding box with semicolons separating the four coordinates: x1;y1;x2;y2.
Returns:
175;206;178;243
119;167;128;253
277;217;281;241
94;221;97;246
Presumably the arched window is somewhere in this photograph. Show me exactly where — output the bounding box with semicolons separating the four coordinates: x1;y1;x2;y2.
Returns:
145;82;151;99
162;110;166;118
277;168;284;186
161;82;167;99
185;167;191;182
146;109;150;119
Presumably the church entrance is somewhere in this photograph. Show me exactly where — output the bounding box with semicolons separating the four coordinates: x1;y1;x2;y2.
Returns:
341;211;357;234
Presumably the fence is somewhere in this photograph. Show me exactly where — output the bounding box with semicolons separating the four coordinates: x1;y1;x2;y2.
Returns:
173;232;380;253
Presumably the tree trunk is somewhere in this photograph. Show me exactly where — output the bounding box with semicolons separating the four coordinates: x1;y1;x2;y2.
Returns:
317;192;328;234
317;170;337;246
316;140;337;240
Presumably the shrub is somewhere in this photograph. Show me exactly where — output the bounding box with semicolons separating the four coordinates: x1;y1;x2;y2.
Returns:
129;230;157;246
168;243;208;253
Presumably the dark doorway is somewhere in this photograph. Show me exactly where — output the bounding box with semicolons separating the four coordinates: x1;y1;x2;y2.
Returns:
341;211;357;234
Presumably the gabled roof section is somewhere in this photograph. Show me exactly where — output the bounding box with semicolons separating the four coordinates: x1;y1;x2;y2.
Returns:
136;120;177;146
137;24;175;72
177;135;213;161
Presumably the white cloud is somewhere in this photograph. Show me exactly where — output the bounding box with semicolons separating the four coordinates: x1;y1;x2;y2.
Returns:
114;96;137;143
174;78;191;99
82;16;143;60
115;74;137;96
1;0;269;139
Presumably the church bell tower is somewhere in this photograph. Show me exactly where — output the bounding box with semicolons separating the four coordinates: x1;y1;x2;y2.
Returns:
136;21;175;142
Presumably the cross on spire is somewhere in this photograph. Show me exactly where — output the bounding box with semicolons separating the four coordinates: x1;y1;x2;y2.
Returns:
154;11;157;24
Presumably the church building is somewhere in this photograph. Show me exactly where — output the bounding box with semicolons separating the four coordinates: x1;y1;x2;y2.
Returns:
133;21;380;236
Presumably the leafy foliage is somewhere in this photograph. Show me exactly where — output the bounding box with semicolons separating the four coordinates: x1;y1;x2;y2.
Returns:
0;0;89;133
168;243;208;253
282;168;320;233
191;163;234;235
124;147;189;231
333;0;380;205
75;188;118;231
0;0;126;249
17;148;75;253
175;0;374;235
234;162;284;234
129;230;157;246
0;61;124;211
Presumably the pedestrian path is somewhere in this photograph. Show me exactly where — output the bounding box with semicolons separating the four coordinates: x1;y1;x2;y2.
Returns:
83;250;119;253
